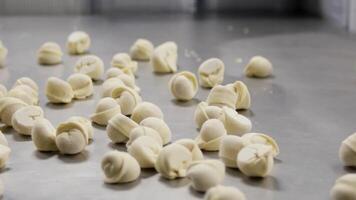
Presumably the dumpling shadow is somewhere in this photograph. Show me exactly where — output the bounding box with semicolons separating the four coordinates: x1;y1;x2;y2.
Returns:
57;150;90;163
92;123;107;131
45;102;74;110
12;132;32;142
202;151;219;159
158;176;190;188
103;179;141;191
0;167;11;174
140;168;158;179
344;166;356;173
108;142;127;152
33;150;57;160
171;98;200;107
242;176;282;191
93;79;104;85
73;95;94;102
238;109;254;118
188;186;205;198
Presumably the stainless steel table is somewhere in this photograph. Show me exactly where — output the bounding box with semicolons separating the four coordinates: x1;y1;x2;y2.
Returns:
0;14;355;200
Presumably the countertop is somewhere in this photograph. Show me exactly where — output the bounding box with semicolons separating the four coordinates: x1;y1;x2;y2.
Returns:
0;14;356;200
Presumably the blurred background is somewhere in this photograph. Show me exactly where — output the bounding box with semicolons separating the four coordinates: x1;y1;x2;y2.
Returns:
0;0;354;32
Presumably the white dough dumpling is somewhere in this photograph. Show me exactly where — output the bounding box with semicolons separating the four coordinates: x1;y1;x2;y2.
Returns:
0;131;8;146
12;105;44;136
175;139;204;161
90;97;121;126
0;97;27;126
13;77;39;94
130;38;154;61
105;67;134;79
244;56;273;78
187;159;225;192
66;31;91;55
128;135;162;168
227;81;251;110
140;117;172;145
101;151;141;184
194;102;224;129
237;143;274;177
131;102;163;123
126;126;163;147
8;85;39;105
45;77;74;103
0;144;10;169
111;86;142;116
74;55;104;80
31;118;58;151
101;78;125;97
0;40;8;67
198;58;225;88
221;107;251;135
0;84;7;98
330;174;356;200
67;73;93;99
151;41;178;73
111;53;138;74
339;132;356;167
37;42;63;65
196;119;227;151
207;85;237;109
241;133;279;157
205;185;246;200
107;113;139;144
169;71;198;101
67;116;94;141
219;135;244;168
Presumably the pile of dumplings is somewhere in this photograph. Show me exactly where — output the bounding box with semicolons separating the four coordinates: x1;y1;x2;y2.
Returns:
1;31;285;199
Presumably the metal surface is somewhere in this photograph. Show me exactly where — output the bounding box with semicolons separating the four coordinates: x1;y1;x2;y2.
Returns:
0;15;356;200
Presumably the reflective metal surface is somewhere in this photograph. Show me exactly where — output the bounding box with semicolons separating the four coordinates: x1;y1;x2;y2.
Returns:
0;15;355;199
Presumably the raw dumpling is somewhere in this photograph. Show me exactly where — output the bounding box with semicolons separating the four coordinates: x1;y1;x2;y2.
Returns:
194;102;224;129
131;102;163;123
90;97;121;126
37;42;63;65
130;38;154;61
0;84;7;98
128;135;162;168
330;174;356;200
221;107;251;135
196;119;227;151
219;135;244;168
207;85;237;109
204;185;246;200
31;118;58;151
12;105;44;135
175;139;204;161
67;73;93;99
107;113;139;144
13;77;39;94
111;53;138;74
226;81;251;110
169;71;198;101
74;55;104;80
244;56;273;78
45;77;74;104
241;133;279;157
0;145;10;169
101;78;125;98
0;41;8;67
126;126;163;147
0;97;27;126
111;85;142;116
198;58;225;88
8;85;39;105
140;117;172;145
151;41;177;73
66;31;90;55
339;132;356;167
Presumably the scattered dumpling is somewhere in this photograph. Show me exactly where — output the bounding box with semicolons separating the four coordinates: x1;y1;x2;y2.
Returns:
0;97;27;126
130;38;154;61
187;159;225;192
244;56;273;78
8;84;39;105
128;135;162;168
219;135;244;168
31;118;58;151
105;67;134;80
111;53;138;75
196;119;227;151
45;77;74;103
0;131;8;146
207;85;237;109
241;133;279;157
237;143;274;177
67;73;93;99
74;55;104;80
0;144;10;169
221;107;251;135
126;126;163;147
111;85;142;116
131;102;163;123
198;58;225;88
101;151;141;184
151;41;178;73
204;185;246;200
194;102;224;129
0;40;8;67
155;143;193;179
0;84;7;97
90;97;121;126
67;116;94;141
13;77;39;94
102;78;125;97
330;174;356;200
107;113;139;144
37;42;63;65
226;81;251;110
12;105;44;136
339;132;356;167
140;117;172;145
66;31;90;55
175;139;204;161
169;71;198;101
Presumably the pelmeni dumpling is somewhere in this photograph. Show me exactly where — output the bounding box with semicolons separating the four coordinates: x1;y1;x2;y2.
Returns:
107;113;139;144
101;151;141;183
128;135;162;168
74;55;104;80
207;85;237;109
0;131;8;146
90;97;121;126
0;97;27;126
55;118;90;154
204;185;246;200
227;81;251;110
131;102;163;123
0;41;8;67
169;71;198;101
111;53;138;74
66;31;90;55
221;107;251;135
196;119;227;151
194;102;224;129
105;67;134;80
244;56;273;78
151;41;178;73
241;133;279;157
67;73;93;99
8;85;39;105
175;139;204;161
0;145;10;169
339;133;356;167
126;126;163;147
187;159;225;192
37;42;63;65
0;85;7;98
140;117;172;145
102;78;125;98
45;77;74;103
11;106;44;136
130;38;154;61
237;143;274;177
31;118;58;151
111;86;142;116
198;58;225;88
13;77;39;94
67;116;94;141
330;174;356;200
219;135;244;168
